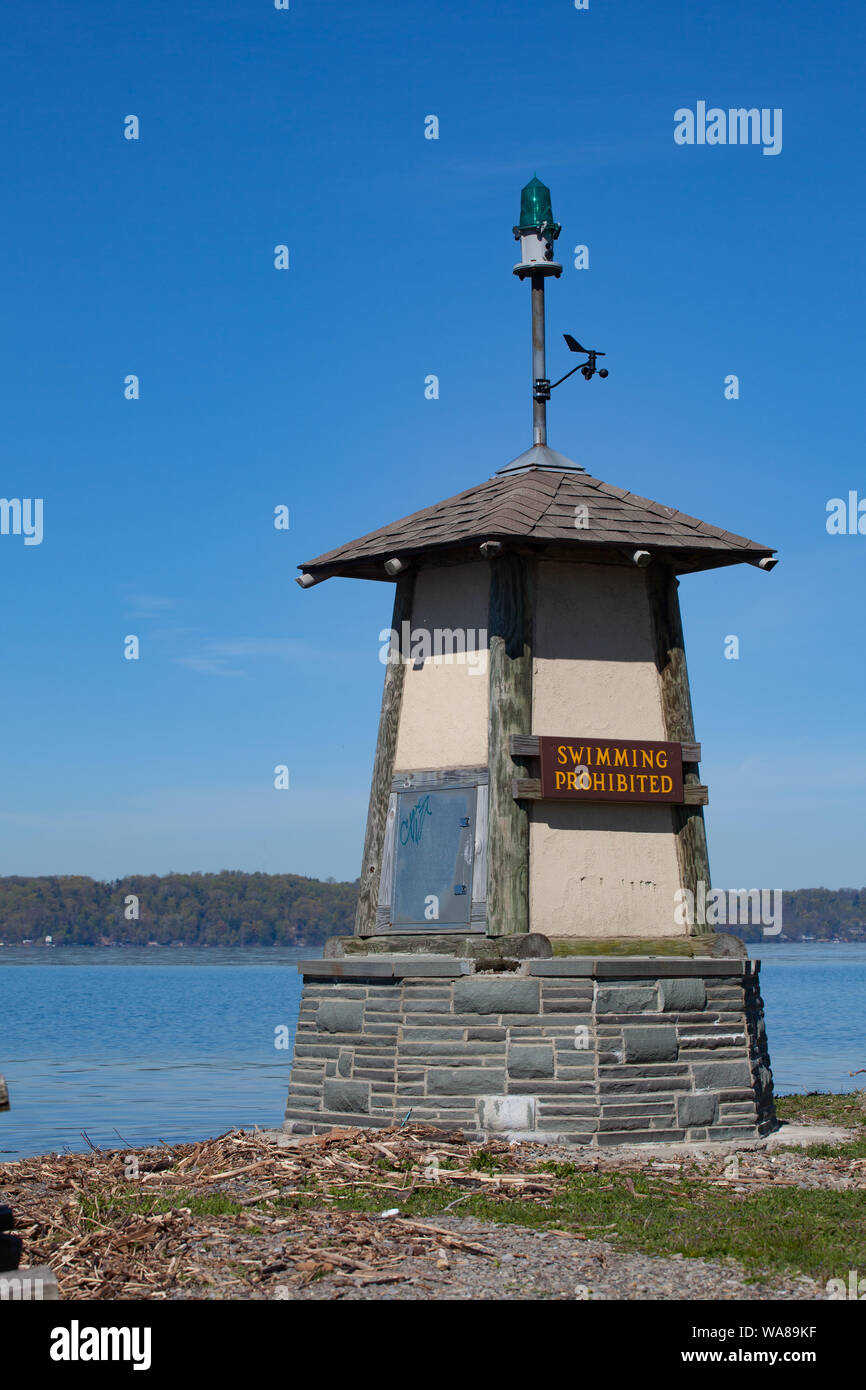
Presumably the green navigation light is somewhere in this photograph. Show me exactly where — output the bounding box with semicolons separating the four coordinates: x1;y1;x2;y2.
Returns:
516;176;560;239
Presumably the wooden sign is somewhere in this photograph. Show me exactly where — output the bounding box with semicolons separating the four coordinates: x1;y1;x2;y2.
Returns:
538;735;684;804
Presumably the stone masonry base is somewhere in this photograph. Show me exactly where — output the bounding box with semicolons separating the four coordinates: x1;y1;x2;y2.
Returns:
283;957;776;1146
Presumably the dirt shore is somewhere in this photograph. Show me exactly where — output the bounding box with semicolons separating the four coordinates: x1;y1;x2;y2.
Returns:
3;1102;865;1300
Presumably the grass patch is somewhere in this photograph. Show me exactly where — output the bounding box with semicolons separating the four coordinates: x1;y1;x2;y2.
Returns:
535;1160;577;1179
80;1189;246;1221
775;1091;866;1156
308;1169;865;1283
775;1090;866;1129
792;1137;866;1160
469;1150;506;1174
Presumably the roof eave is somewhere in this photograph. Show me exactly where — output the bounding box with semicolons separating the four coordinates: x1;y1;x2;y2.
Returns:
297;538;778;585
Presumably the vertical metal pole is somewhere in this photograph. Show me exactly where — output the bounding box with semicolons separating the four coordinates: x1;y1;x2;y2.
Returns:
531;271;546;446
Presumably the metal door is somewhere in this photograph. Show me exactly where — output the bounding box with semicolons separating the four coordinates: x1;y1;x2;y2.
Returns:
391;786;476;928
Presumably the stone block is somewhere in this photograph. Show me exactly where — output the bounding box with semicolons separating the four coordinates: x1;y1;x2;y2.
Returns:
601;1102;676;1118
400;1027;466;1042
596;1129;685;1146
507;1045;555;1079
676;1093;719;1127
477;1095;537;1132
659;978;707;1012
537;1107;600;1121
288;1068;325;1087
600;1062;688;1077
599;1115;661;1132
596;985;658;1014
692;1060;753;1091
705;1124;759;1142
452;977;540;1015
623;1027;678;1063
536;1118;596;1134
719;1102;759;1120
599;1077;691;1094
322;1079;370;1114
427;1067;506;1095
756;1064;773;1093
508;1080;593;1095
317;1000;365;1034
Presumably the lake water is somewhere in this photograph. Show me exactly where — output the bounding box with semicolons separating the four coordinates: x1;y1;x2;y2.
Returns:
0;943;864;1159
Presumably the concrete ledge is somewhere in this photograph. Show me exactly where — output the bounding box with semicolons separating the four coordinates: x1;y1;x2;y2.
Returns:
304;956;754;981
299;957;472;980
596;958;751;979
392;958;474;978
529;959;595;977
529;958;752;979
299;959;394;979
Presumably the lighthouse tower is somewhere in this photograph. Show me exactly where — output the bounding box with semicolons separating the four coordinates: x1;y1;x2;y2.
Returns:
285;179;777;1146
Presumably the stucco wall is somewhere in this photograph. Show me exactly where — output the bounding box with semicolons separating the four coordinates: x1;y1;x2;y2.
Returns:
393;562;490;771
529;560;685;937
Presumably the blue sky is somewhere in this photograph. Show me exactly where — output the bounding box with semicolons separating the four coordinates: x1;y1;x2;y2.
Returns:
1;0;863;889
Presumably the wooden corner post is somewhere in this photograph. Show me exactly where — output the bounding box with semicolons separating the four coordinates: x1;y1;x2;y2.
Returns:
647;566;713;936
487;553;534;937
354;573;415;937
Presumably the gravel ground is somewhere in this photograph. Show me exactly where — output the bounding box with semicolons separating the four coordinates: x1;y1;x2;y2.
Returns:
4;1120;861;1301
265;1214;825;1302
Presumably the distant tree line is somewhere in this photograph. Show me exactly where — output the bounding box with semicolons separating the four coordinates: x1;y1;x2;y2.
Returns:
0;876;863;947
0;872;358;947
726;888;866;943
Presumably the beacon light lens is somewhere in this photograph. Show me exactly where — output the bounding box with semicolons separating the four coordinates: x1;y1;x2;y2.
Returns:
517;175;560;237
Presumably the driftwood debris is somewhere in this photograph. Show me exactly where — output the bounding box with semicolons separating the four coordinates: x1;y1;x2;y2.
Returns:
1;1119;864;1300
0;1126;528;1298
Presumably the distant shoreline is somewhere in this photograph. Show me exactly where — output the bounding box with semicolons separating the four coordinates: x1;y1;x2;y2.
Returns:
0;874;863;948
2;937;865;950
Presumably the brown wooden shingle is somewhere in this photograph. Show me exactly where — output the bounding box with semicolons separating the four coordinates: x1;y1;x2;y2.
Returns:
299;468;775;581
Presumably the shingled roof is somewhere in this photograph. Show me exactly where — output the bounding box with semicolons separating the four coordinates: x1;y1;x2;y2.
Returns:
299;464;776;582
